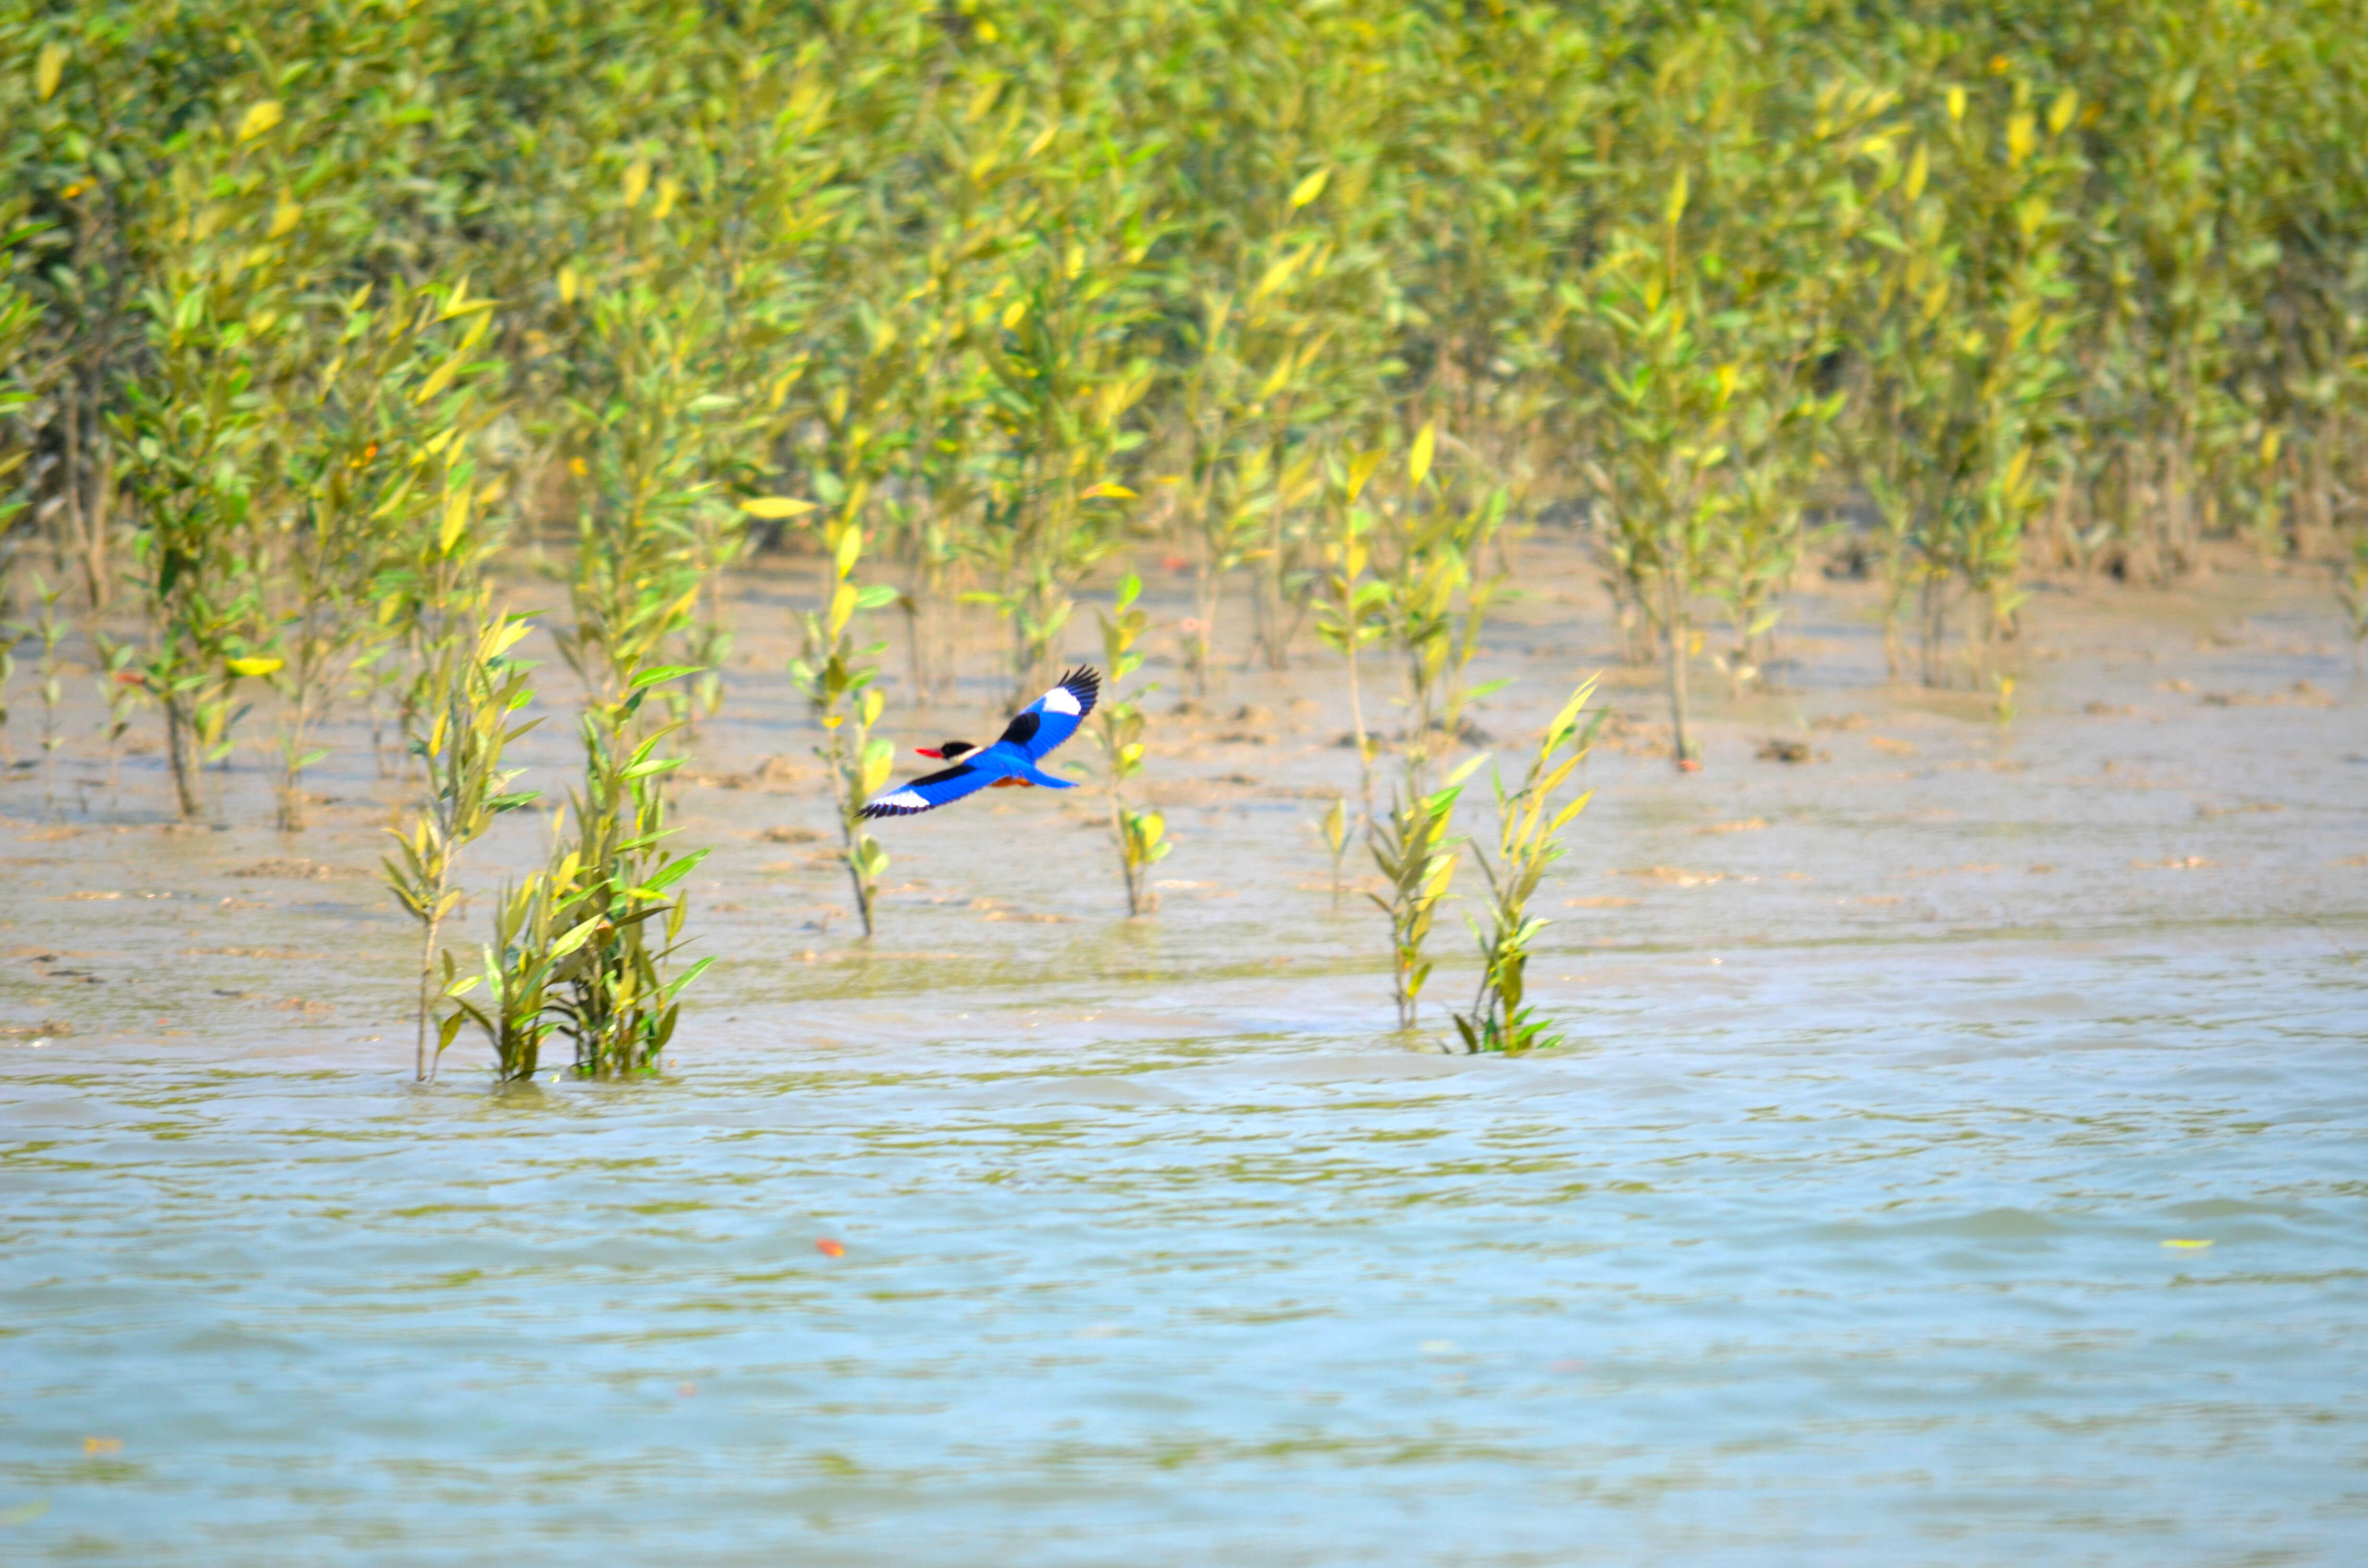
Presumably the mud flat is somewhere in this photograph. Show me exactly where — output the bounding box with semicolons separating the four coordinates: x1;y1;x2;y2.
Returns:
3;542;2365;1564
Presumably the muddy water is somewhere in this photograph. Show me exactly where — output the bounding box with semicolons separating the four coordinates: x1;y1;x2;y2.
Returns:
4;546;2366;1564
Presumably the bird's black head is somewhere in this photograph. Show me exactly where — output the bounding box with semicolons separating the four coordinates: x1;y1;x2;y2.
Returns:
915;739;977;761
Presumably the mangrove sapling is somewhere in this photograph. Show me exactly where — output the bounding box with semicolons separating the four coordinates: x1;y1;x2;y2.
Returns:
1369;752;1488;1034
1311;445;1389;820
271;280;499;828
1374;425;1487;786
969;196;1156;704
1432;480;1515;747
1845;87;2077;687
546;679;715;1079
90;634;139;802
1091;572;1172;916
790;518;897;937
381;599;542;1082
1711;367;1841;697
1319;795;1350;909
452;823;603;1083
1453;683;1603;1055
29;574;66;805
114;304;270;819
456;865;565;1083
1580;216;1736;770
550;282;737;711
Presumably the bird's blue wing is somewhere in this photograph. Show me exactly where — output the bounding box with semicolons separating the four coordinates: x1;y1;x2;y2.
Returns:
859;759;1002;818
993;666;1100;762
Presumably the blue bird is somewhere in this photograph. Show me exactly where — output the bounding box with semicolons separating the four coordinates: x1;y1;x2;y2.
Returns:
860;667;1100;819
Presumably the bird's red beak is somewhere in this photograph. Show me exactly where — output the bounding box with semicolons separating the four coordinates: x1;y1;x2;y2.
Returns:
913;747;943;759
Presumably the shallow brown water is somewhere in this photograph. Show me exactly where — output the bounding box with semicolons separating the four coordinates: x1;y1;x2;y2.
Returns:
4;545;2366;1564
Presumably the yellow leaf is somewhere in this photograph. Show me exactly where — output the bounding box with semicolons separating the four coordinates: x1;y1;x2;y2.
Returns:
652;176;679;221
1665;169;1689;227
1288;166;1331;209
36;40;68;102
1346;448;1385;502
739;496;816;519
486;618;534;659
832;524;863;580
236;100;284;142
1080;481;1137;501
622;158;651;209
822;713;844;730
2006;111;2036;168
227;656;283;678
1904;142;1928;203
2047;89;2077;136
1251;247;1305;302
440;484;471;555
1947;86;1967;124
557;265;580;305
1408;421;1436;487
414;353;462;405
269;198;301;238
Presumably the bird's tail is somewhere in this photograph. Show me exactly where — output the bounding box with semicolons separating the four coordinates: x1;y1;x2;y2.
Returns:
1013;762;1075;789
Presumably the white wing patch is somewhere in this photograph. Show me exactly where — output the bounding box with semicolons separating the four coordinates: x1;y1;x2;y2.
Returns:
878;789;928;811
1041;685;1082;716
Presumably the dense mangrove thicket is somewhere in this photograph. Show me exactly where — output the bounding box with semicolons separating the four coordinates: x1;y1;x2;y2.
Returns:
1;0;2366;1064
6;0;2368;734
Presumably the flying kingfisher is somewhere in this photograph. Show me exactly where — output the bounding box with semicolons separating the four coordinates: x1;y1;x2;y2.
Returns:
859;667;1100;819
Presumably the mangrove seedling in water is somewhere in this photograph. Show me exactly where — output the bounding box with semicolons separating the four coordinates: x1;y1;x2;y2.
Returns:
1092;571;1172;916
1319;794;1350;909
546;678;715;1078
1369;752;1487;1033
381;597;541;1081
1452;682;1603;1055
451;826;600;1082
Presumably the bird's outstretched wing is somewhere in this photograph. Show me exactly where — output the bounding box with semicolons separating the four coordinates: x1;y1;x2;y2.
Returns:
859;759;999;818
992;667;1100;762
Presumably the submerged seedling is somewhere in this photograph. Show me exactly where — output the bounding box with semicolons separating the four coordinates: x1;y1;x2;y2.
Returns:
1369;751;1487;1034
1453;682;1603;1054
544;676;714;1079
381;596;541;1081
1319;794;1350;908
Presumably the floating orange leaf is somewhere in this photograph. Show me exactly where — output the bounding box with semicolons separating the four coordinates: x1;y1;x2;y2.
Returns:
815;1237;846;1258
